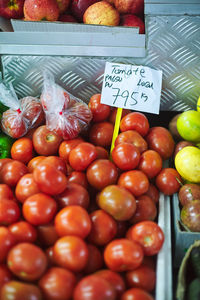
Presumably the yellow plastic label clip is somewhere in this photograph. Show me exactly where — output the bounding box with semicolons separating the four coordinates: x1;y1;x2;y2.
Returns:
110;107;123;159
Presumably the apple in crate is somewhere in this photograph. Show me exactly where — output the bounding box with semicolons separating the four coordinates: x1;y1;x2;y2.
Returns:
0;0;25;19
23;0;59;21
83;1;120;26
56;0;70;14
114;0;144;16
70;0;100;22
120;14;145;33
58;13;78;22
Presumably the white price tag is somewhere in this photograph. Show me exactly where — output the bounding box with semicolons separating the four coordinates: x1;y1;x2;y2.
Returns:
101;62;162;114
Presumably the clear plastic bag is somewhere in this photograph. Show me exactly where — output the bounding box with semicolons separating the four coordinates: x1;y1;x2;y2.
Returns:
0;82;44;138
40;71;92;140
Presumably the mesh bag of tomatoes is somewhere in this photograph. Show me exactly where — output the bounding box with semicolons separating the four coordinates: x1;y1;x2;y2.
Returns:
0;82;45;139
0;93;182;300
40;71;92;140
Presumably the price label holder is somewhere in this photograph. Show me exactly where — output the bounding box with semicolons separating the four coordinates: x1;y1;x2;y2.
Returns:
100;62;163;155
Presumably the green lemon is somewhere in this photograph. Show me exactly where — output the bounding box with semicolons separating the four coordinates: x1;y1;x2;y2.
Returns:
177;110;200;143
175;146;200;183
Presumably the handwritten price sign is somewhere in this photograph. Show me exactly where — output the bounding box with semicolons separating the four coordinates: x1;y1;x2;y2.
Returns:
101;62;162;114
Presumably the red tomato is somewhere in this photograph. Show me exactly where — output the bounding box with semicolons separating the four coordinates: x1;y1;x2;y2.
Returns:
37;223;59;247
69;142;97;171
112;143;140;171
129;196;157;224
23;193;57;225
33;125;63;156
155;167;182;195
0;199;20;225
20;96;45;129
53;236;89;272
89;122;114;147
15;173;40;203
87;209;117;246
0;184;14;200
115;130;148;153
88;93;111;122
45;246;57;267
126;265;156;292
27;156;46;172
0;158;12;171
68;171;88;189
138;150;163;179
11;138;34;164
98;185;136;221
58;137;84;162
0;227;16;263
7;243;48;281
146;126;175;160
144;183;160;204
83;244;103;274
73;274;116;300
0;264;12;290
55;205;92;239
1;280;42;300
118;170;149;197
95;269;126;298
33;162;68;195
95;146;109;159
42;156;67;174
127;221;164;256
55;182;90;209
86;159;118;190
9;221;37;243
39;267;76;300
1;109;27;139
120;112;150;137
104;238;144;272
109;108;131;125
121;287;154;300
0;160;28;187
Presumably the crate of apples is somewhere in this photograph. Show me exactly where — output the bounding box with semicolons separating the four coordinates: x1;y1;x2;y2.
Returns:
0;93;180;299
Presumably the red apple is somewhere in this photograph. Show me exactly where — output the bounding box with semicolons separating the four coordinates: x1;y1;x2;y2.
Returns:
114;0;144;16
58;13;78;22
23;0;59;21
120;14;145;33
0;0;25;19
56;0;70;14
181;200;200;232
70;0;99;22
83;1;120;26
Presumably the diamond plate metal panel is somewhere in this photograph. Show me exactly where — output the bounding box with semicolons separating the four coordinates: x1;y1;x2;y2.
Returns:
1;15;200;111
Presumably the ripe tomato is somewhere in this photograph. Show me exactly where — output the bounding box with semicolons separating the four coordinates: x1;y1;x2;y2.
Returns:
87;209;117;246
53;236;89;272
121;287;154;300
23;193;57;225
97;185;136;221
144;183;160;204
0;199;20;225
95;269;126;298
0;160;28;187
39;267;76;300
86;159;118;190
138;150;163;179
55;205;92;239
0;184;14;200
83;244;103;274
95;146;109;159
127;221;164;256
58;137;84;162
73;274;116;300
55;182;90;209
104;238;144;272
88;93;111;122
126;265;156;292
109;108;131;125
118;170;149;197
33;162;68;195
0;158;12;171
41;156;67;174
15;173;40;203
115;130;148;153
1;109;27;139
27;156;46;172
69;142;97;171
68;171;88;189
7;243;48;281
89;122;114;147
33;125;62;156
20;96;45;129
155;167;182;195
0;227;16;263
120;112;150;137
0;280;42;300
37;223;59;247
146;126;175;160
112;143;140;171
9;221;37;243
11;137;34;164
0;264;12;290
129;196;157;224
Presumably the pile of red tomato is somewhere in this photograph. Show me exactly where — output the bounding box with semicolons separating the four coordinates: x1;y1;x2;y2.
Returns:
0;94;181;300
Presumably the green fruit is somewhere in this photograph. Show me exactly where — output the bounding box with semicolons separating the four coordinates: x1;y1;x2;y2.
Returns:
177;110;200;143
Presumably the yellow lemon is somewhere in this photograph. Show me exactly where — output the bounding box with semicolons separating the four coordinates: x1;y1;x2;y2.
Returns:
197;96;200;112
175;146;200;183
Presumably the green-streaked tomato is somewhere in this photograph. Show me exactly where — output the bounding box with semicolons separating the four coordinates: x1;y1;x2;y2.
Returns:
177;110;200;143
